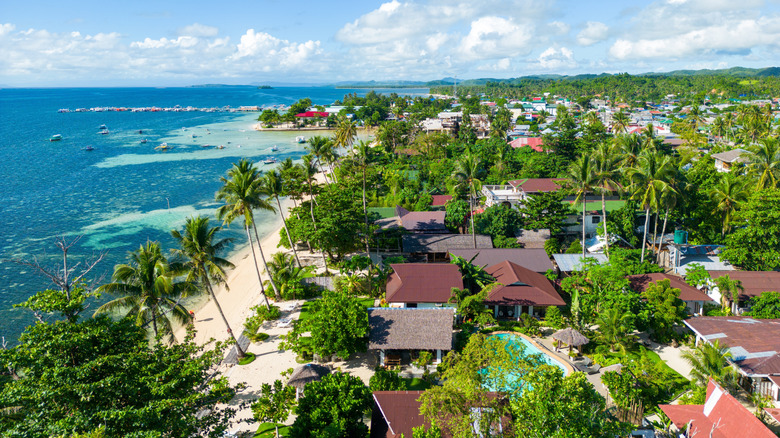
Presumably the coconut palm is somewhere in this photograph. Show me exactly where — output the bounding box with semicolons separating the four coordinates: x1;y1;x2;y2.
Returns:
565;155;596;257
306;135;332;184
584;110;601;126
452;153;482;249
596;306;635;353
614;133;644;169
216;159;278;307
263;169;302;268
95;241;193;343
263;252;314;301
711;116;726;141
747;138;780;190
626;150;675;262
611;109;630;134
298;155;330;273
708;173;749;236
714;275;744;315
353;140;372;254
170;216;244;357
592;142;622;255
681;340;738;391
333;113;357;152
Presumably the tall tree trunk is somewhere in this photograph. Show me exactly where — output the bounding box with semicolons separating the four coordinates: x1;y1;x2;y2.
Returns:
151;305;159;338
363;166;370;254
470;189;477;249
318;158;331;185
276;196;301;268
307;179;329;274
651;211;660;260
640;207;651;263
601;193;609;256
204;275;245;358
252;223;280;301
582;195;587;258
245;224;271;310
657;208;670;265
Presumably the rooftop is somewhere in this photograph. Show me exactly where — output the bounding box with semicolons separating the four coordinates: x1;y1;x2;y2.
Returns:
484;261;565;307
402;234;493;253
368;308;454;351
371;391;428;438
552;253;609;272
448;248;553;273
712;148;750;163
385;263;464;303
628;273;716;303
507;178;565;193
709;271;780;299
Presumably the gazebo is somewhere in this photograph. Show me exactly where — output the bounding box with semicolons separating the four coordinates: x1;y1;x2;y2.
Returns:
552;327;589;355
287;363;330;399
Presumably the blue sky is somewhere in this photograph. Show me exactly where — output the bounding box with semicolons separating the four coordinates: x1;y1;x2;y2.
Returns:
2;0;780;86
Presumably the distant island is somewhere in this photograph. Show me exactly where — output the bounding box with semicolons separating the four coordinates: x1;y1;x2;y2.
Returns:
257;85;274;89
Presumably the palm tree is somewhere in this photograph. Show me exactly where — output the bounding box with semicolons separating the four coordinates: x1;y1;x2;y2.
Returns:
216;159;278;307
353;140;372;254
299;155;330;273
626;151;675;262
747;138;780;190
95;241;193;342
611;109;630;134
565;155;596;257
714;275;744;315
263;252;314;300
306;135;332;184
681;340;738;390
592;142;621;255
709;173;748;236
584;110;600;126
170;216;244;357
334;113;357;152
711;116;726;141
596;306;634;353
452;154;482;249
614;133;644;169
263;169;302;268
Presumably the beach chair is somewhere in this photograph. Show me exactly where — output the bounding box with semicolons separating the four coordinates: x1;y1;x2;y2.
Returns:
276;317;293;328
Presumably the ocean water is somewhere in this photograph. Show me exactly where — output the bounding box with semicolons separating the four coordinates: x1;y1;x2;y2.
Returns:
0;86;429;341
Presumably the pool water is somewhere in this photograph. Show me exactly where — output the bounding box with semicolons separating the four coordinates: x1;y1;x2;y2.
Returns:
491;333;570;376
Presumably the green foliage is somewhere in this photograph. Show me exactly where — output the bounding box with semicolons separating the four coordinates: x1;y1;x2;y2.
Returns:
281;290;369;359
289;372;371;438
518;190;571;235
444;199;470;232
369;367;408;391
601;371;641;409
412;425;443;438
14;285;97;323
642;279;687;343
449;254;495;292
0;317;237;437
238;352;257;365
721;188;780;270
544;237;562;257
565;239;582;254
251;380;297;436
683;263;711;288
512;368;630;438
473;204;523;241
544;306;564;329
264;252;317;300
748;291;780;319
244;305;281;342
680;340;739;392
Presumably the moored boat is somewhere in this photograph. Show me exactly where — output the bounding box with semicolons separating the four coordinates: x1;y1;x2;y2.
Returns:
84;146;94;151
296;136;306;143
140;139;148;144
50;134;63;141
270;145;279;151
155;142;170;151
263;157;277;164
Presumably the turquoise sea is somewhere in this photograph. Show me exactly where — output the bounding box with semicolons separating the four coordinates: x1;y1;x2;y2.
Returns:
0;86;429;341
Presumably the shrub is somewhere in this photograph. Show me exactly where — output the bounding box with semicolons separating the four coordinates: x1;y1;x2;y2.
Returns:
514;313;541;337
369;367;407;391
244;305;282;342
565;239;583;254
544;306;564;329
544;237;562;257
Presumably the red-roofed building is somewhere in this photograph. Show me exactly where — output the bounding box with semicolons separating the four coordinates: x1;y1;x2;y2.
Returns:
508;137;544;152
484;261;564;319
628;273;716;315
386;264;463;307
294;111;329;118
370;391;429;438
430;195;453;207
659;379;775;438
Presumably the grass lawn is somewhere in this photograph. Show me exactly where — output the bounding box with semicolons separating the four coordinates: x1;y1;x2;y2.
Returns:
403;377;432;391
298;297;376;322
238;352;257;366
254;423;290;437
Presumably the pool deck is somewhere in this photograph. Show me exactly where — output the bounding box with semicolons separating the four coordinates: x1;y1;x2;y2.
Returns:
492;331;576;375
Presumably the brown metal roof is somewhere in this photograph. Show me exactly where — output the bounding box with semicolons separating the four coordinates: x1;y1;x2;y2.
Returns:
448;248;553;273
368;308;454;351
507;178;564;193
386;263;463;303
402;234;493;253
660;379;775;438
484;261;565;306
371;391;428;438
684;316;780;376
399;211;448;233
628;273;716;303
709;271;780;299
431;195;453;206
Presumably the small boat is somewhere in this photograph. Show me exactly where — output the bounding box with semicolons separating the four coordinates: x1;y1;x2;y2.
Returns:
201;144;212;148
296;136;306;143
270;145;279;152
263;157;277;164
191;134;197;138
138;130;143;134
217;145;225;149
140;139;148;144
50;134;63;141
155;142;170;151
98;130;109;135
84;146;94;151
99;124;107;130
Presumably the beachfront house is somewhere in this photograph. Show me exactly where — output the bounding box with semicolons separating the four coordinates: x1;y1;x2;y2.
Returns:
627;273;716;315
385;263;463;307
659;379;775;438
483;261;565;319
374;206;448;234
368;307;454;366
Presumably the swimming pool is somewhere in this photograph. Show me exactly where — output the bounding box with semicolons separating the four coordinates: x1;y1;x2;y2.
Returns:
489;332;571;376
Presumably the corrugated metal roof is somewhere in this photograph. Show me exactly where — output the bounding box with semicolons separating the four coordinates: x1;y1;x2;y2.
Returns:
552;253;609;272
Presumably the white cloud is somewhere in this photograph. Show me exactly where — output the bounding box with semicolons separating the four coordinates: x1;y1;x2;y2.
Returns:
178;23;219;38
459;16;532;61
476;57;511;71
577;22;608;46
0;23;15;36
537;47;577;69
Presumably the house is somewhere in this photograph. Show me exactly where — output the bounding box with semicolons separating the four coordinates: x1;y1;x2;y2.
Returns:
402;234;493;262
448;248;554;273
515;229;551;249
294;111;329;119
711;149;749;172
375;206;448;234
370;391;429;438
627;273;716;315
368;308;454;365
659;379;775;438
430;195;452;210
685;316;780;400
385;263;463;307
708;270;780;308
562;199;624;238
552;253;609;274
482;178;564;208
483;261;565;319
670;245;733;275
508;137;544;152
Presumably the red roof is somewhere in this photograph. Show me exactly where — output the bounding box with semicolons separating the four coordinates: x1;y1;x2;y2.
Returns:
660;379;775;438
507;178;564;193
709;271;780;299
508;137;544;152
430;195;452;206
628;273;715;303
294;111;329;118
371;391;428;438
484;261;565;306
386;264;463;303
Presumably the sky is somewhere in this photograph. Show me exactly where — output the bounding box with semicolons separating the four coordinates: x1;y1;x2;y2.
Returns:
2;0;780;87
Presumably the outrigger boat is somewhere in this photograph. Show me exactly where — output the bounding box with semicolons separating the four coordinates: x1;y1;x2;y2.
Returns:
295;136;306;143
155;142;171;151
270;145;279;151
263;157;277;164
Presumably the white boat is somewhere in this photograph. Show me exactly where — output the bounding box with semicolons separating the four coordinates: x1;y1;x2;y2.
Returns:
50;134;63;141
263;157;277;164
270;145;279;152
98;130;109;135
155;142;171;151
295;136;306;143
84;146;94;151
140;139;148;144
99;124;107;130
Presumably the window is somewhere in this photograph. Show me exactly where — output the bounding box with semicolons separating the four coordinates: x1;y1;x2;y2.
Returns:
591;216;601;224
